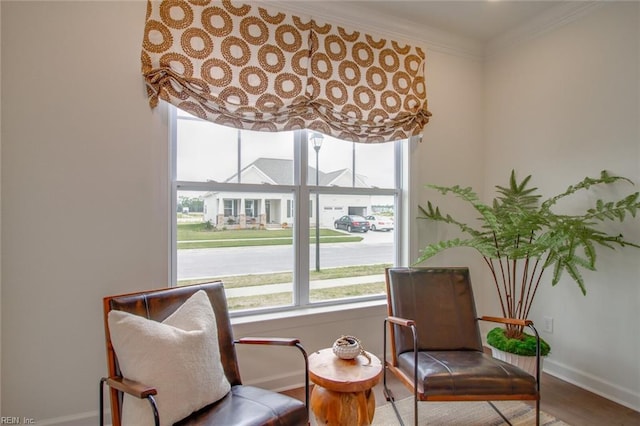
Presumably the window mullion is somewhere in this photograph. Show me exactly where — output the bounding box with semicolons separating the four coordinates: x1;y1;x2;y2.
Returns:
169;106;178;286
394;139;403;267
295;130;310;306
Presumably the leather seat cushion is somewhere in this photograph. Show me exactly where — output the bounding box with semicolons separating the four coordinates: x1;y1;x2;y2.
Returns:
398;350;537;397
175;385;308;426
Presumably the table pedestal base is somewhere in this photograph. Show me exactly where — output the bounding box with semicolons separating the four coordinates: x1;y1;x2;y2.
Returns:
311;385;376;425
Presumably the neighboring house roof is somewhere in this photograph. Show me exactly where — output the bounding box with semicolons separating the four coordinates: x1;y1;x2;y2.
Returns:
225;158;293;185
225;158;370;187
321;169;344;185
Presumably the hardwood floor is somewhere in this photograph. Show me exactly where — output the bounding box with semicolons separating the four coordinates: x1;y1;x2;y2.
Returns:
537;373;640;426
284;372;640;425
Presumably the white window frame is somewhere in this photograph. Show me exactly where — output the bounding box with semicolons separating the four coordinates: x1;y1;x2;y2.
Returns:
170;106;405;316
224;199;240;218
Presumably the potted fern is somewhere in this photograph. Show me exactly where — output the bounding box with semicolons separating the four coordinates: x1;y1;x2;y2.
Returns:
416;170;640;368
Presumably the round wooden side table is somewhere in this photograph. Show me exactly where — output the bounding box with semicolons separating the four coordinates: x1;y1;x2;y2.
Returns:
308;348;383;426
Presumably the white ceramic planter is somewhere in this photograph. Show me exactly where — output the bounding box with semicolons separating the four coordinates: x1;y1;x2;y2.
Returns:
490;346;542;377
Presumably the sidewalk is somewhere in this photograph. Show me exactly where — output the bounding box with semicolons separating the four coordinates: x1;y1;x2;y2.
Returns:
224;274;384;298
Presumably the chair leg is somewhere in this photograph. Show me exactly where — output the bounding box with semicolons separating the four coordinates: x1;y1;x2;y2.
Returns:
383;318;419;426
382;379;404;426
99;378;106;426
382;359;405;426
487;401;512;426
383;320;405;426
147;395;160;426
98;378;159;426
487;400;541;426
382;369;417;426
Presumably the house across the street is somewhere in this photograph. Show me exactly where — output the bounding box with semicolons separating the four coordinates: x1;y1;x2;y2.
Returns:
202;158;389;229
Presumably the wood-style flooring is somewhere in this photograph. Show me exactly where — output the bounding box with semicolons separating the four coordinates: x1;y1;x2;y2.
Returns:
283;371;640;425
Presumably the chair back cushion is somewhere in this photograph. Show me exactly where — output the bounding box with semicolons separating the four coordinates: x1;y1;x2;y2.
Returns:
386;267;483;354
105;282;241;386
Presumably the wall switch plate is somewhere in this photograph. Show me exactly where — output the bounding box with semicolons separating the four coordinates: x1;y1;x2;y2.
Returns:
543;316;553;333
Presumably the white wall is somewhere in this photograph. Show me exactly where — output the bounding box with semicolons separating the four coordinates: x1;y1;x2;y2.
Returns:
0;1;485;423
485;2;640;409
1;1;169;423
413;48;488;302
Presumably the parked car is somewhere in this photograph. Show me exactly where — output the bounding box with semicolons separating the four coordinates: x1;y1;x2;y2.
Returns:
334;215;370;233
365;215;394;231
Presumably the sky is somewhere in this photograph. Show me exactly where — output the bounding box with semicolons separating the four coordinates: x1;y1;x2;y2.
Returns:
176;114;396;188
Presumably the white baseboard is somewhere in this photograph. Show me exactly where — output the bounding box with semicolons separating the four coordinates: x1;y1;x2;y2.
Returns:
37;373;304;425
37;410;103;426
243;370;308;393
544;358;640;412
41;359;640;424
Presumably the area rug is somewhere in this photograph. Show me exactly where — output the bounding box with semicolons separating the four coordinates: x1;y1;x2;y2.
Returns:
371;398;569;425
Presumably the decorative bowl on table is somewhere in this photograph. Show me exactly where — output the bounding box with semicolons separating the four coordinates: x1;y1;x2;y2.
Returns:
332;336;362;360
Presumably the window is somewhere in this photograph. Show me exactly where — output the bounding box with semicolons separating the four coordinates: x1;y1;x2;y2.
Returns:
224;199;239;219
172;107;403;315
287;200;294;219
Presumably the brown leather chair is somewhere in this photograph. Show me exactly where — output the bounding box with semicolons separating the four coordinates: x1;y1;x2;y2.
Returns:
99;281;309;426
383;267;540;426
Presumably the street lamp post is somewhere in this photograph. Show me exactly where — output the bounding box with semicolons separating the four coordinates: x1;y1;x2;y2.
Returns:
311;132;324;272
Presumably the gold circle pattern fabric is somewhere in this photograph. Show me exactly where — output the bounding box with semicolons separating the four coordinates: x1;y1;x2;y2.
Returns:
142;0;431;142
307;17;431;142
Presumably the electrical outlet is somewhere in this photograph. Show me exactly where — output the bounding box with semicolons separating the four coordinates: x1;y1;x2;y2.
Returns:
543;316;553;333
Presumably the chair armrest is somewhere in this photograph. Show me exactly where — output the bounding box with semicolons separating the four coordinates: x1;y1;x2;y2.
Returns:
385;316;416;328
104;376;157;399
234;337;310;414
383;315;419;406
100;377;159;426
235;337;301;346
480;316;533;327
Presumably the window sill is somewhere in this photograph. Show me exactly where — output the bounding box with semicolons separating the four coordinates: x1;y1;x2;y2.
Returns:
230;299;387;334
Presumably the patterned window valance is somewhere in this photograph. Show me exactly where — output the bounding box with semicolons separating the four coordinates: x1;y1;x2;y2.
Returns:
141;0;431;142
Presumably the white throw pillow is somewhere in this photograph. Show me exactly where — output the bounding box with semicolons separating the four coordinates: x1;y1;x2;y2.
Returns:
108;290;231;426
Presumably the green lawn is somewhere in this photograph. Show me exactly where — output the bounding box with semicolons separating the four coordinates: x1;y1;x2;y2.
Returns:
178;264;391;310
226;282;386;311
177;222;362;249
178;264;391;289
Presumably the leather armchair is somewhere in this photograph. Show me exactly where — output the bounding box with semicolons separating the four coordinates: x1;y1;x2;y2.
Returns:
383;267;540;426
100;281;309;426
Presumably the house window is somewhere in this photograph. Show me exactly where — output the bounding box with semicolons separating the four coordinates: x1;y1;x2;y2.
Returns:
245;199;259;218
224;199;239;218
287;200;294;219
172;107;402;315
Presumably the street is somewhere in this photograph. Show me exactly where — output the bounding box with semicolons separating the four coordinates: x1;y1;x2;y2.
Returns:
178;230;394;279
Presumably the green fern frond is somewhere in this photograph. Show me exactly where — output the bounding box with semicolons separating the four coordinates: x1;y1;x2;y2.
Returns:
541;171;635;211
563;261;586;295
419;169;640;320
414;238;497;265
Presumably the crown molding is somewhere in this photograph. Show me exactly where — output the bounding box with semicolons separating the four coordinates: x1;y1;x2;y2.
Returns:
265;1;485;60
485;1;605;58
260;1;604;61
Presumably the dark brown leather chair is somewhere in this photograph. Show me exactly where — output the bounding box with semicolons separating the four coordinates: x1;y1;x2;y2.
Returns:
99;281;309;426
383;267;540;426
